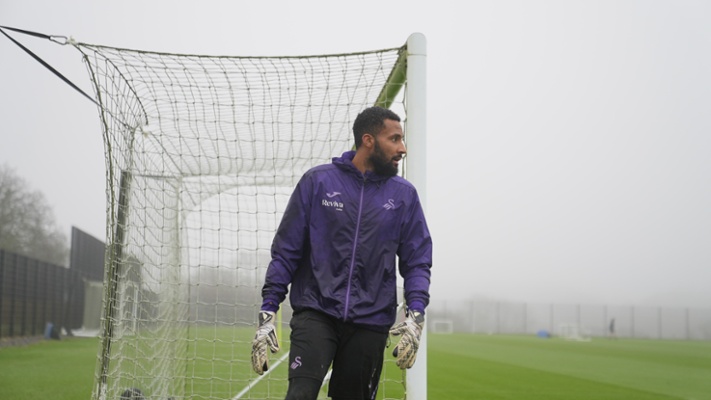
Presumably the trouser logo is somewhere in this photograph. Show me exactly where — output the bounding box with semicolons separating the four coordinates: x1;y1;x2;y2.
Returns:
290;356;302;370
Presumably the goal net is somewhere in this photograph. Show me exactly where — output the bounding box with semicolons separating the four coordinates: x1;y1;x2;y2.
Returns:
76;34;426;400
557;323;591;342
430;320;454;334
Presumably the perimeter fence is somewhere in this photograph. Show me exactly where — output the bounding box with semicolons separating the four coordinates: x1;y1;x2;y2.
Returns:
0;227;105;340
427;299;711;340
4;238;711;342
0;249;84;339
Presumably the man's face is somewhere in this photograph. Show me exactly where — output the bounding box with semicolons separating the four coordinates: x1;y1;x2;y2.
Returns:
368;119;406;177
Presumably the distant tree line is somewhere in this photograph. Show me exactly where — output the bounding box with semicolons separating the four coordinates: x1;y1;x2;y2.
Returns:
0;164;69;266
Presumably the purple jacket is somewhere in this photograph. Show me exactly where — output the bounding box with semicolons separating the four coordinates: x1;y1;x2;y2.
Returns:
261;151;432;331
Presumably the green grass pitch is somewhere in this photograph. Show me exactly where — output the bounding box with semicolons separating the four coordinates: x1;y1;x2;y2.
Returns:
428;334;711;399
1;333;709;399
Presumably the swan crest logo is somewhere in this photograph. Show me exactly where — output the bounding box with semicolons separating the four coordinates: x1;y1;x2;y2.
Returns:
291;356;303;370
383;199;396;210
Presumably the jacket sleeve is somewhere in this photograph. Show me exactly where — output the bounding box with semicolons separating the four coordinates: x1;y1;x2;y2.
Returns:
397;188;432;314
260;174;312;312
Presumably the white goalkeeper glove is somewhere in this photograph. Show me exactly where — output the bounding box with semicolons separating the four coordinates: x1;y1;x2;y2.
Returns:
389;308;425;369
251;311;280;375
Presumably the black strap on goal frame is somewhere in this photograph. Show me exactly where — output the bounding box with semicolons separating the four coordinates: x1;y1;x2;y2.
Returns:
0;25;99;107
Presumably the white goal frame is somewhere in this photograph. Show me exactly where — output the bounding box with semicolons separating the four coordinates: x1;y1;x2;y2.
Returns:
77;32;428;400
430;319;454;334
404;32;427;400
557;323;592;342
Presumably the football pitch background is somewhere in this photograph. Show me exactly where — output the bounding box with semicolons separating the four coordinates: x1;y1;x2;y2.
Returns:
0;333;709;399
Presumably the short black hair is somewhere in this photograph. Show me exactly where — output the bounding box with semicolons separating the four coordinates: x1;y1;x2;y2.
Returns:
352;106;401;148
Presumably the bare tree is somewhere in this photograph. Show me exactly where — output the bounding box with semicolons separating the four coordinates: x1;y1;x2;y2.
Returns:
0;164;69;266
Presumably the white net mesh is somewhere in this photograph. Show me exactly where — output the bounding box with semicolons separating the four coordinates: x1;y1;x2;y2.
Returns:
78;42;410;400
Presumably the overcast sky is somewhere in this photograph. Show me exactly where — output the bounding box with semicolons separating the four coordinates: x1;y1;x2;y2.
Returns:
2;0;710;308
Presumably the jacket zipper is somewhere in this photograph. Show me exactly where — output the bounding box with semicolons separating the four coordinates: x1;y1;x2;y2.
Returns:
344;176;365;321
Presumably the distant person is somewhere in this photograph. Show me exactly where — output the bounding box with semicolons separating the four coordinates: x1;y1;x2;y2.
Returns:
609;318;616;339
250;106;433;400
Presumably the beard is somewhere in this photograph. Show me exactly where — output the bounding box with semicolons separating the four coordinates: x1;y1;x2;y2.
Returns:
369;140;399;177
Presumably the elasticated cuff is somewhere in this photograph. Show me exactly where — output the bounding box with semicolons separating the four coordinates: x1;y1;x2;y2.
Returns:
408;300;426;315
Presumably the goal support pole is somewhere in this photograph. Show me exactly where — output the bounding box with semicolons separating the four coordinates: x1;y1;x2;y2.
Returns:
404;32;427;400
97;168;132;397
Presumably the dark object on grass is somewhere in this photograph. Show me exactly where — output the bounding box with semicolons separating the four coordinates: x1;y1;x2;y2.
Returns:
120;388;145;400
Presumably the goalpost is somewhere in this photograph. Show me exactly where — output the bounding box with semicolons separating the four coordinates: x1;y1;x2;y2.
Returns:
557;323;592;342
430;320;454;335
74;33;427;400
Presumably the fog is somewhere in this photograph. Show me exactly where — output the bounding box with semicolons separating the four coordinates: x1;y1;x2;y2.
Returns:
1;0;710;308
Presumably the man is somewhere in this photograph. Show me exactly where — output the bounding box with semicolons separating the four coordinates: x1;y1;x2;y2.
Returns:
251;106;433;400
